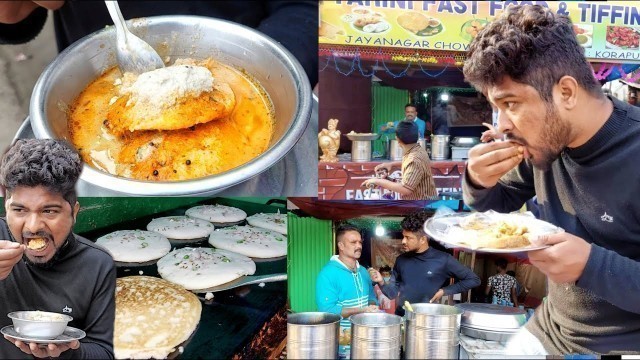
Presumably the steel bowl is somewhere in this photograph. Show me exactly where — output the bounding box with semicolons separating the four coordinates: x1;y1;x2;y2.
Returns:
455;303;526;331
8;311;72;339
451;137;480;147
30;16;312;195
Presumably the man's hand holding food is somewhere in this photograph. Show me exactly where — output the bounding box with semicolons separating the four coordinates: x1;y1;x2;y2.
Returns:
467;141;591;284
368;267;384;285
466;141;524;189
0;240;25;280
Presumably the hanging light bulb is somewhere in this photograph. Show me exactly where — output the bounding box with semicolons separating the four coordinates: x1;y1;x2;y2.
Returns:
375;222;385;237
440;93;450;102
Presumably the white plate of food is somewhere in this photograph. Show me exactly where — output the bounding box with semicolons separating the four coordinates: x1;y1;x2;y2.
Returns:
424;210;563;253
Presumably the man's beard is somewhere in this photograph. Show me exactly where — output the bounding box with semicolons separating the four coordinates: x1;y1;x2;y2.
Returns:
506;105;569;171
402;246;417;254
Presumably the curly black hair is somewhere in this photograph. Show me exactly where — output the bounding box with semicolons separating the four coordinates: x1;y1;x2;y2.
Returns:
400;210;430;236
0;139;82;207
463;5;601;103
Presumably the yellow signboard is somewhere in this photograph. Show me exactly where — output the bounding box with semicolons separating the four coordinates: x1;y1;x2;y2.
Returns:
319;1;640;62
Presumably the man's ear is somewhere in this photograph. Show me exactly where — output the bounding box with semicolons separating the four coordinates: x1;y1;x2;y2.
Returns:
555;75;578;110
72;201;80;225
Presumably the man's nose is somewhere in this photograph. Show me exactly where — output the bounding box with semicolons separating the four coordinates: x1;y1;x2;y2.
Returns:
496;109;514;134
24;213;44;234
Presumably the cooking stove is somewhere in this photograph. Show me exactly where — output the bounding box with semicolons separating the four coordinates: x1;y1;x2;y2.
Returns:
75;197;288;359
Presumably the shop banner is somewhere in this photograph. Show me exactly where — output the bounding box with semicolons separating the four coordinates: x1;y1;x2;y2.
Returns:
318;160;465;200
319;1;640;62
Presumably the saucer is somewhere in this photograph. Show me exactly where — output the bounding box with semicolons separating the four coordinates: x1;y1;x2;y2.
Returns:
1;325;86;344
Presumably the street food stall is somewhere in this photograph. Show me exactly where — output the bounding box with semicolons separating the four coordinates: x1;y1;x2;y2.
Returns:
0;197;289;359
286;198;547;359
318;0;640;200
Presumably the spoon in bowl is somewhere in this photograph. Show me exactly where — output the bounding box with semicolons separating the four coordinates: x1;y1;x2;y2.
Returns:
104;0;164;74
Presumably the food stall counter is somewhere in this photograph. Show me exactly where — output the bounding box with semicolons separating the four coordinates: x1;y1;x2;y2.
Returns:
319;158;466;200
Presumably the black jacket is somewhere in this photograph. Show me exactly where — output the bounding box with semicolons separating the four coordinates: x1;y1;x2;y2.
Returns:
0;218;116;359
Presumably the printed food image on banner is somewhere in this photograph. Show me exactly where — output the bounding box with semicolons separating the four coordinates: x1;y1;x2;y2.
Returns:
319;1;640;62
396;12;443;36
606;26;640;50
460;18;488;40
320;20;346;39
574;24;594;48
345;7;391;34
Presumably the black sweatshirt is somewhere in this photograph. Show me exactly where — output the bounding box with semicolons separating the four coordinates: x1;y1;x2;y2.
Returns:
462;97;640;354
0;1;318;87
0;218;116;359
381;247;481;316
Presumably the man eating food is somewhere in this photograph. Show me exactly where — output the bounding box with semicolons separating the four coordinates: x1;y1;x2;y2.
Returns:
0;139;116;359
462;4;640;355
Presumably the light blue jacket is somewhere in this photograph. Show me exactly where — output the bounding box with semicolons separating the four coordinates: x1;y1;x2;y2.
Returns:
316;255;378;328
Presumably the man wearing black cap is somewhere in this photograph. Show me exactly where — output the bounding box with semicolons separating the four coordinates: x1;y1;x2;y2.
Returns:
362;121;437;200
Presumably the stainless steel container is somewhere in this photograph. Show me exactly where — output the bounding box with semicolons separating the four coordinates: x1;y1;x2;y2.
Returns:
288;312;341;360
389;139;427;161
451;137;480;147
30;16;312;195
455;303;526;342
350;313;402;360
404;303;463;360
430;135;450;160
451;146;470;160
351;141;373;162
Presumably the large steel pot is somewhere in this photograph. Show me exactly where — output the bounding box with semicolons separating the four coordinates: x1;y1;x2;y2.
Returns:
430;135;450;160
288;312;340;360
389;139;427;161
351;141;373;162
349;313;402;360
30;16;312;195
404;303;463;360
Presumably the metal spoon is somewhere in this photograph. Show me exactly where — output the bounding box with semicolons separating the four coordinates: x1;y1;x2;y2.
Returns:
104;0;164;74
